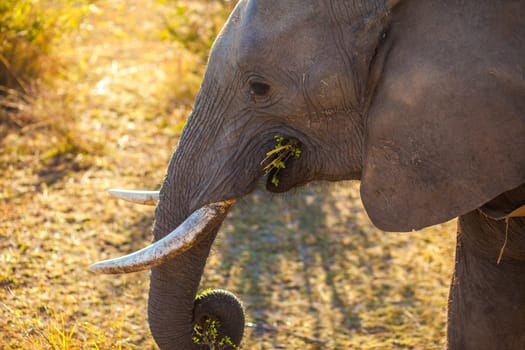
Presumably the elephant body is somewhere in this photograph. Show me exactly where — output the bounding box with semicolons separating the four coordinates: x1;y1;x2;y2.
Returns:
95;0;525;349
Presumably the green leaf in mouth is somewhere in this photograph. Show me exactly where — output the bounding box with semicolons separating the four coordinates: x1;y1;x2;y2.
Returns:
260;135;302;187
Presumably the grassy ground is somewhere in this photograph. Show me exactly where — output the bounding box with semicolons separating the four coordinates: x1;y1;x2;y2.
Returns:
1;1;456;349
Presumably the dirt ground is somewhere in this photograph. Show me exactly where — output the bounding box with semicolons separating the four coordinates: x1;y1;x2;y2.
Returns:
1;1;456;349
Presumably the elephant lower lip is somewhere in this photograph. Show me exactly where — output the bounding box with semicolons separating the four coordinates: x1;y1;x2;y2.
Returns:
265;169;294;193
266;167;279;190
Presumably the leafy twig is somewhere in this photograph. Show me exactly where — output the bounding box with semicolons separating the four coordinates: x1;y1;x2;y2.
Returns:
260;135;301;187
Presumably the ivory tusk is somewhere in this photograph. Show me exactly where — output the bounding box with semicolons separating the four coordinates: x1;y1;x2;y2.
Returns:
90;200;235;274
108;189;160;205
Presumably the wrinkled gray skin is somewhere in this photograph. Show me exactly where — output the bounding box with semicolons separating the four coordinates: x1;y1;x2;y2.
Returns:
148;0;525;349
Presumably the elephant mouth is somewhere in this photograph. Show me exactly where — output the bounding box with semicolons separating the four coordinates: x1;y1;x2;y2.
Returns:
90;193;234;274
262;136;304;193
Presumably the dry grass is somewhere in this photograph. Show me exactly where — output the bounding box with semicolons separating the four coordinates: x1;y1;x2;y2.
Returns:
0;1;456;349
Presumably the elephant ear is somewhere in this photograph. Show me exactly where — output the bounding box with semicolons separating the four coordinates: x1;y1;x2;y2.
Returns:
360;2;525;232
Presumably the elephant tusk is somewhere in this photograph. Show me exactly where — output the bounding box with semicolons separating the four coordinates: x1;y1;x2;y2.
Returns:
108;189;160;205
90;200;235;274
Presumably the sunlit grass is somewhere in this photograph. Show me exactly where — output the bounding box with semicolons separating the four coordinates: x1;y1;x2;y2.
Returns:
3;305;131;349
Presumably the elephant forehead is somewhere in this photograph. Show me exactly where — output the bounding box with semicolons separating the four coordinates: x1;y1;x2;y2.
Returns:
238;0;319;29
231;1;325;61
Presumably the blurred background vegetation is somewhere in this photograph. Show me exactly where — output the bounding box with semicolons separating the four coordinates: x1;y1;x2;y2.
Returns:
0;1;454;349
0;0;236;167
0;0;89;135
0;0;88;88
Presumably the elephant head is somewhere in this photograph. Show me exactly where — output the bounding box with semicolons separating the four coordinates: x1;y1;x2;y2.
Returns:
92;0;525;348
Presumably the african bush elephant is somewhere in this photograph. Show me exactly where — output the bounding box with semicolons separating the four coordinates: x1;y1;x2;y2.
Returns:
91;0;525;349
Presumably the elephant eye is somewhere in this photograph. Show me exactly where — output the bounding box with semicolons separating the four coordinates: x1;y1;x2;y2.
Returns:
250;82;270;97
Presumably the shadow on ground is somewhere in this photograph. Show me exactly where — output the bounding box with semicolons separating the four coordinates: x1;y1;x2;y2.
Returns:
199;181;434;349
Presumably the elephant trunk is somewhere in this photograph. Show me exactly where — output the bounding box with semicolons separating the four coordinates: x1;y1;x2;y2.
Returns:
147;163;242;349
146;84;249;348
148;230;218;348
